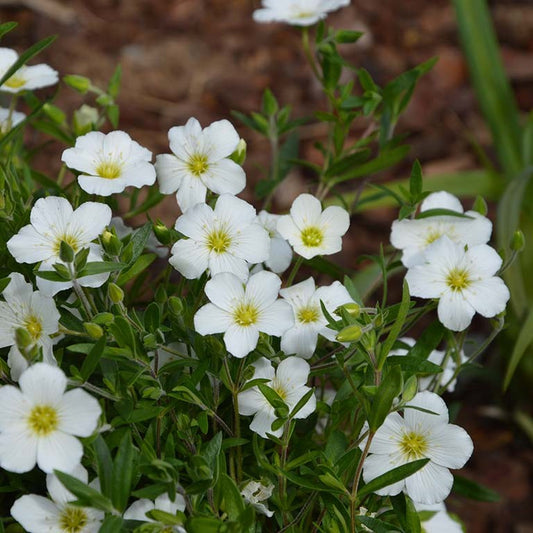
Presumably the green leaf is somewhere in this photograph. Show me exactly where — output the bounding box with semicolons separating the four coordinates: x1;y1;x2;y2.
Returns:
203;432;222;474
116;253;156;286
186;517;221;533
504;307;533;389
107;64;122;98
0;35;57;88
35;269;69;282
218;473;245;520
355;516;400;533
409;160;423;197
53;470;115;512
357;458;430;498
0;21;17;39
128;222;153;264
99;516;124;533
80;335;106;381
261;88;278;116
391;493;421;533
387;356;442;374
112;431;135;512
289;387;314;418
258;383;288;413
77;261;126;277
415;208;474;220
93;436;113;499
452;474;500;502
368;364;402;431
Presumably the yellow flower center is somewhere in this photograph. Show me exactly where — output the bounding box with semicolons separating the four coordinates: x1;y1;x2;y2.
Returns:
399;431;428;460
233;302;259;327
53;235;80;255
424;229;442;245
206;228;231;254
300;226;324;248
187;153;209;177
297;305;320;324
271;379;287;401
59;506;88;533
27;405;59;436
24;315;43;341
446;267;470;291
4;74;26;89
95;160;122;180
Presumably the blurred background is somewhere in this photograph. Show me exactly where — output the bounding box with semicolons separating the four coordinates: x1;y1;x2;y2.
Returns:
0;1;531;530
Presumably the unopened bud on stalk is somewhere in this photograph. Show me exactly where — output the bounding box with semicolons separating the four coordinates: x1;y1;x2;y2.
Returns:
15;327;32;349
101;230;122;256
336;324;363;343
59;240;74;263
63;74;91;94
511;230;525;252
108;283;124;304
335;302;360;318
153;220;171;246
83;322;104;339
229;139;247;165
402;376;418;402
168;296;184;316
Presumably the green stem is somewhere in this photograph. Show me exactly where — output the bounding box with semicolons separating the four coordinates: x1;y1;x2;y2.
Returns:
301;27;321;82
350;430;375;532
286;256;304;286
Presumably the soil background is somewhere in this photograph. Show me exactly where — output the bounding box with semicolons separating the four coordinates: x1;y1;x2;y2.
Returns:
0;1;532;531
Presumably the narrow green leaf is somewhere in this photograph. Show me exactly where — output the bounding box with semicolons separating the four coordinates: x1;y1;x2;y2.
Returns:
93;436;113;498
112;431;135;511
80;335;106;381
415;208;474;220
98;516;124;533
504;307;533;390
368;364;402;431
409;160;423;197
0;21;18;39
77;261;126;277
116;253;156;286
218;473;245;520
452;474;500;502
53;470;115;512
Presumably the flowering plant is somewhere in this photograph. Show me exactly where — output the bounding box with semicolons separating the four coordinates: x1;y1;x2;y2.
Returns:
0;9;516;533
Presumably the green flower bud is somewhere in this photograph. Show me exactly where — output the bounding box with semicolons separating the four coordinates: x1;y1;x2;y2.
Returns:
511;230;525;252
73;104;99;136
101;230;122;256
336;324;362;343
43;103;66;125
153;220;171;246
168;296;184;316
143;333;158;350
335;302;360;318
108;282;124;303
229;138;247;165
15;327;32;349
83;322;104;339
59;240;75;263
402;375;418;402
63;74;91;94
92;312;115;325
472;195;488;216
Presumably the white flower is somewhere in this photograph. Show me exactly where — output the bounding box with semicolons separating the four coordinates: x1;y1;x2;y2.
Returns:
194;271;293;358
256;210;292;274
0;106;25;133
110;216;167;258
238;356;316;438
416;502;463;533
156;117;246;212
0;363;101;473
171;194;270;282
0;47;58;93
391;191;492;267
0;273;60;379
280;277;354;358
277;193;350;260
360;391;473;504
240;480;275;517
61;130;156;196
390;337;467;393
11;464;104;533
405;236;510;331
7;196;112;295
253;0;350;26
124;491;186;531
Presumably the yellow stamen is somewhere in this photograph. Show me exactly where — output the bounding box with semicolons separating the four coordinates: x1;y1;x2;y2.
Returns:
4;75;26;89
446;268;470;291
300;226;323;248
297;305;320;324
399;431;428;460
95;161;122;180
53;235;79;255
187;153;209;176
24;315;43;341
206;228;231;254
59;506;88;533
271;379;287;400
233;302;259;327
27;405;59;436
424;229;442;245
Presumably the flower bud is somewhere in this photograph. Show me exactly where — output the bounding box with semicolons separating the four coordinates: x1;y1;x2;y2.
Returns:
402;375;418;402
336;324;362;343
168;296;184;316
472;195;488;216
108;282;124;304
511;230;525;252
229;138;247;165
153;220;171;246
101;230;122;256
335;302;360;318
92;312;115;325
83;322;104;339
63;74;91;94
143;333;158;350
59;240;75;263
73;104;99;136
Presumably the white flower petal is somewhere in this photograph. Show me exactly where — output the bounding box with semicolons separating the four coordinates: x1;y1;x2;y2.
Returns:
58;389;101;437
250;409;281;438
405;461;453;504
238;388;268;416
231;223;270;264
68;202;112;245
404;391;449;428
19;363;67;405
420;191;463;213
426;423;473;469
362;453;405;496
7;224;54;264
11;494;60;531
224;324;259;358
202;158;246;196
245;271;282;309
463;277;509;318
124;498;154;520
175;176;208;212
37;432;83;474
437;290;475;331
319;206;350;237
208;251;249;281
256;299;294;336
265;236;292;273
368;412;407;455
281;324;319;358
290;194;322;229
202;119;240;160
155;153;186;193
465;243;502;277
175;202;214;240
194;303;233;335
204;272;245;311
170;238;210;279
276;356;311;389
0;428;38;473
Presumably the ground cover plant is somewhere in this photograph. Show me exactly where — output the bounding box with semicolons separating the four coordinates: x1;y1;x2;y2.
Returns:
0;1;524;531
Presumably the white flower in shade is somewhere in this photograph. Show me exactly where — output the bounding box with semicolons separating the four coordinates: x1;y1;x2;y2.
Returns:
405;236;510;331
390;337;467;393
7;196;112;296
61;130;156;196
391;191;492;268
0;363;101;473
253;0;350;26
110;216;167;258
0;107;25;133
11;464;104;533
360;391;473;504
0;273;60;377
240;480;275;517
156;117;246;212
277;194;350;260
416;502;463;533
124;491;186;530
0;47;58;93
280;277;354;359
194;271;293;358
256;210;292;274
171;194;270;282
238;356;316;438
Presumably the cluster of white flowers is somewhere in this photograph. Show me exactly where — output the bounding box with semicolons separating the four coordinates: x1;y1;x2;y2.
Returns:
253;0;350;26
392;192;510;331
